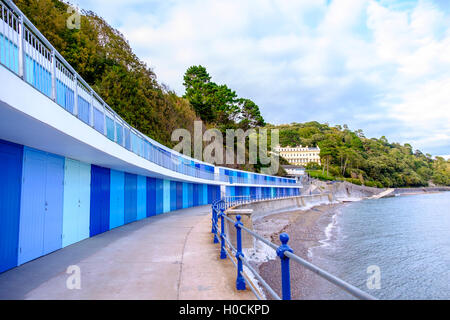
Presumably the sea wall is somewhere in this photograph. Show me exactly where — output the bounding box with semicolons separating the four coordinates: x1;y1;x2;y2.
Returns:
394;187;450;195
321;181;382;199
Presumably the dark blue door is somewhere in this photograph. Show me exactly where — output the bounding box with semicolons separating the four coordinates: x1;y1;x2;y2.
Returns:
90;165;110;236
0;140;23;273
193;184;199;206
176;182;183;210
170;181;177;211
188;183;193;207
124;173;137;224
146;177;156;217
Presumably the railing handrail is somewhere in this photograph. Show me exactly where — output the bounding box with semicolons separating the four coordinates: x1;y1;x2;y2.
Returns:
211;197;377;300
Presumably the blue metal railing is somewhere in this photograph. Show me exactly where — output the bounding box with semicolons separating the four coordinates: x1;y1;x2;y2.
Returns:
211;197;377;300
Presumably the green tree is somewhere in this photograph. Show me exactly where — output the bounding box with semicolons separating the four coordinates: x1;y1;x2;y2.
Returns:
183;65;216;122
238;98;265;130
182;65;265;131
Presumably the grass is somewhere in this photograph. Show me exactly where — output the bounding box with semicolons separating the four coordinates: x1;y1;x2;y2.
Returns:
306;170;335;181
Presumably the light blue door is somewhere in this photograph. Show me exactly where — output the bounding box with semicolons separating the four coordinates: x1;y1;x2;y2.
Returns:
202;185;208;205
63;159;79;247
78;162;91;241
19;148;64;264
137;176;146;220
182;183;188;208
43;154;65;254
19;149;46;265
163;180;170;213
63;159;91;247
110;170;125;229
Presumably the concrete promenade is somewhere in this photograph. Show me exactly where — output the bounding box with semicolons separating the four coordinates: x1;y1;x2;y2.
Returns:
0;205;254;300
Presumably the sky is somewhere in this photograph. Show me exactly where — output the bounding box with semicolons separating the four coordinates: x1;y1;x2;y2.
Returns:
74;0;450;157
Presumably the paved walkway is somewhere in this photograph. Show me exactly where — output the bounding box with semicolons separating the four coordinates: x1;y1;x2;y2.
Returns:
0;205;254;300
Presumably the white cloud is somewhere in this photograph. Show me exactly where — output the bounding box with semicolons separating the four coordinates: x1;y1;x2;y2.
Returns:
75;0;450;155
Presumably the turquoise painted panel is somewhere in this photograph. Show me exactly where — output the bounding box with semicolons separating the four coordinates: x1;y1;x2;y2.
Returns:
78;162;91;241
116;123;123;145
182;183;188;208
202;184;208;205
163;180;170;213
137;175;147;220
0;36;19;74
93;107;104;133
62;159;78;247
106;116;115;141
230;186;235;197
110;170;125;229
25;55;34;85
62;159;91;247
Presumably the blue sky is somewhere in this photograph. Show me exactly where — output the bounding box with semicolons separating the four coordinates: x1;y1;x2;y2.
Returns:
75;0;450;157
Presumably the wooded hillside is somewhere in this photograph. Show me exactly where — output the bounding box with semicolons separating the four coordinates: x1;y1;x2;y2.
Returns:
269;122;450;187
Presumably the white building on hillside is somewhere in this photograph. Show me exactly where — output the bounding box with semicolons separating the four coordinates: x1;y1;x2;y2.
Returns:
274;145;321;166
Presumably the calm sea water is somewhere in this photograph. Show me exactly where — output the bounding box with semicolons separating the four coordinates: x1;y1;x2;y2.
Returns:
309;192;450;300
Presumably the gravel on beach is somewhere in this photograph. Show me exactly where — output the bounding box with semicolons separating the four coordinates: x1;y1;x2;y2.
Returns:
254;203;344;300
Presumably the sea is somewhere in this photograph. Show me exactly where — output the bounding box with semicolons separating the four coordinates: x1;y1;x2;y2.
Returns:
307;192;450;300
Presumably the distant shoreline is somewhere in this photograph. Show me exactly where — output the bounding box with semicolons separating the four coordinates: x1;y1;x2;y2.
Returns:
394;186;450;196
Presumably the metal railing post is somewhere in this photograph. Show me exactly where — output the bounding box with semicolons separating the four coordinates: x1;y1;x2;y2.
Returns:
102;102;107;136
18;15;24;78
219;207;226;259
235;215;246;290
213;204;219;244
89;91;94;127
276;233;293;300
211;204;215;234
73;77;78;116
51;49;56;101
